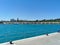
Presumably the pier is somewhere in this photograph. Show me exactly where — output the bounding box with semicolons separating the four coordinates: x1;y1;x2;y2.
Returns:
0;32;60;45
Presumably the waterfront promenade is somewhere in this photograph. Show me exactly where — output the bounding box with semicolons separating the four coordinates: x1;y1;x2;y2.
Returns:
3;22;60;24
0;32;60;45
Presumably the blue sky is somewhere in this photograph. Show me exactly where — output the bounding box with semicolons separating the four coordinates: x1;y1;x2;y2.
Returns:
0;0;60;20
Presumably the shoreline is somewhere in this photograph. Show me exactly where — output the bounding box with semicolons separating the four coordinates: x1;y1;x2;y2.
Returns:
2;22;60;24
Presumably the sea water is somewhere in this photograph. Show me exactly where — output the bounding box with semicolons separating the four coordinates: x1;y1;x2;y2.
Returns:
0;24;60;43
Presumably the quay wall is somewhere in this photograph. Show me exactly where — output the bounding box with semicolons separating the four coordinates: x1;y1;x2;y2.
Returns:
3;22;60;24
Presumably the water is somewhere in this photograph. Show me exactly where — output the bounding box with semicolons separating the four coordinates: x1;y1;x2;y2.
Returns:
0;24;60;43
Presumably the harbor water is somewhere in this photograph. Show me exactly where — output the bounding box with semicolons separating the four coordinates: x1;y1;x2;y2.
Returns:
0;24;60;43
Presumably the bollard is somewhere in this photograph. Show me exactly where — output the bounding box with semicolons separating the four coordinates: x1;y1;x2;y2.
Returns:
58;30;60;33
10;41;14;44
46;34;48;36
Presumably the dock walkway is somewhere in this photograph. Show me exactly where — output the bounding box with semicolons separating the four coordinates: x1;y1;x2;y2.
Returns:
0;32;60;45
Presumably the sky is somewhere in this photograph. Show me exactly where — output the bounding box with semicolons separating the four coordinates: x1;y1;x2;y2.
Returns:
0;0;60;20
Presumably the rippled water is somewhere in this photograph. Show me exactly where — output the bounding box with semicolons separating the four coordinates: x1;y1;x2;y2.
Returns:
0;24;60;43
